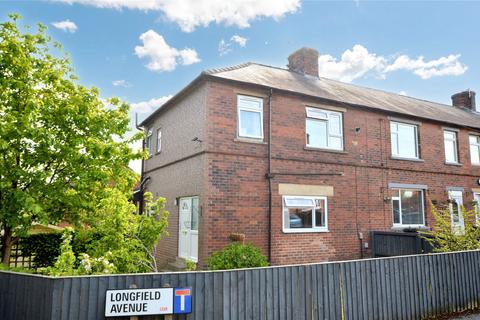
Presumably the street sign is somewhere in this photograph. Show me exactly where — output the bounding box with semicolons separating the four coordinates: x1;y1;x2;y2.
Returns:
173;288;192;314
105;287;192;317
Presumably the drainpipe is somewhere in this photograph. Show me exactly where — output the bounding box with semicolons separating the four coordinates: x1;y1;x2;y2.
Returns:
267;89;273;263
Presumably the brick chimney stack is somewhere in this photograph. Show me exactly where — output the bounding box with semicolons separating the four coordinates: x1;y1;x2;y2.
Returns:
451;90;476;111
287;47;319;77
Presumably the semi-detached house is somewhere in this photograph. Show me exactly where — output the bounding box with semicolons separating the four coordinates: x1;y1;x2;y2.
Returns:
138;47;480;269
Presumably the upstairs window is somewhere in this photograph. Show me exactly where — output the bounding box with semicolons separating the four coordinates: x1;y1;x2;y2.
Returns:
443;130;458;164
146;128;153;157
390;121;419;159
282;196;328;232
391;189;425;227
156;128;162;153
306;107;343;150
237;95;263;139
470;135;480;165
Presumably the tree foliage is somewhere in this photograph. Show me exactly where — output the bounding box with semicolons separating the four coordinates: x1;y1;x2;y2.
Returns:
0;14;143;264
422;203;480;252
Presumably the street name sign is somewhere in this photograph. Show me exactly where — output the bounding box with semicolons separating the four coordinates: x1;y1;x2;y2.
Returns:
105;287;192;317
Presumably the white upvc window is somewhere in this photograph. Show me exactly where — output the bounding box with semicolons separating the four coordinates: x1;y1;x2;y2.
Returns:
305;107;343;150
156;128;162;153
146;127;153;156
282;195;328;233
470;135;480;165
390;121;419;159
391;189;425;228
237;95;264;139
444;130;458;164
448;190;465;234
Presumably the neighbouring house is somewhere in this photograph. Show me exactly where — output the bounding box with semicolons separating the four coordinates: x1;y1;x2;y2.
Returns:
137;47;480;269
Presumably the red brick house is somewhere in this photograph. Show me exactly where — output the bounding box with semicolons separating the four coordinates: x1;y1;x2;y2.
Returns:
138;47;480;269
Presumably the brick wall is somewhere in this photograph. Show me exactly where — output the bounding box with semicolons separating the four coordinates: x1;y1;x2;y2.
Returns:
202;79;480;266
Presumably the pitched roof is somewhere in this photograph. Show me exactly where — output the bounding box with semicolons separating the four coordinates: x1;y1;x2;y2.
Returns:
205;62;480;130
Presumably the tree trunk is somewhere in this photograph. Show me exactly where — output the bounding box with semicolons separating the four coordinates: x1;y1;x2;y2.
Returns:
1;227;13;265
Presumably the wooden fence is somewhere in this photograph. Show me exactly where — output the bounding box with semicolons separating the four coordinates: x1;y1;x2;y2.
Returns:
371;231;434;257
1;250;480;320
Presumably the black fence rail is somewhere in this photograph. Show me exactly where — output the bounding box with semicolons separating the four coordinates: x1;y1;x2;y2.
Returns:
371;231;434;257
1;250;479;320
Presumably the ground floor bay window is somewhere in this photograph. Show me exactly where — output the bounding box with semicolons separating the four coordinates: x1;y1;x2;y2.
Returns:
391;189;425;228
282;196;328;232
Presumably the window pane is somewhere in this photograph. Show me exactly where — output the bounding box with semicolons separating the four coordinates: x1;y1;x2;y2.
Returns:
400;190;423;225
451;200;460;223
397;124;417;158
239;110;262;137
391;132;398;155
444;139;456;163
314;199;326;227
284;197;315;207
306;119;327;147
306;108;328;119
470;135;479;145
288;208;312;228
329;136;342;150
328;114;341;135
392;198;400;224
471;145;480;164
191;198;199;231
157;130;162;152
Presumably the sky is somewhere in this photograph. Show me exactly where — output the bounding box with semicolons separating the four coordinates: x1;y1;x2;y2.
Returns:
1;0;480;172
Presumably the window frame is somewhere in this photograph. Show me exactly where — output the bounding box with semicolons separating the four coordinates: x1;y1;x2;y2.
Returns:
474;192;480;225
305;107;344;151
390;121;420;160
443;130;459;164
237;95;264;140
448;190;465;234
391;188;425;228
470;135;480;165
146;127;153;157
282;195;328;233
156;128;162;154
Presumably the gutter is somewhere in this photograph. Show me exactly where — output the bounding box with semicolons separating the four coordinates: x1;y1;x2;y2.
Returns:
267;89;273;263
135;113;148;214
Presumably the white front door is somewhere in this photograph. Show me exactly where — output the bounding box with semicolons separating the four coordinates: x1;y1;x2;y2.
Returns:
178;197;199;262
448;190;464;234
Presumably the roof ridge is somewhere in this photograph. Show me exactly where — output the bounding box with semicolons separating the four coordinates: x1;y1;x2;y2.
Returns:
203;62;254;75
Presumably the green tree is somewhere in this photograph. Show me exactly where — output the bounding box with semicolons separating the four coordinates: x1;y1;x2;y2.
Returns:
0;14;142;264
422;203;480;252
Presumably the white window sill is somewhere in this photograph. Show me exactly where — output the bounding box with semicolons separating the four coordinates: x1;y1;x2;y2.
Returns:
445;162;462;167
391;225;429;231
234;137;266;144
304;146;346;154
390;156;424;163
282;228;329;234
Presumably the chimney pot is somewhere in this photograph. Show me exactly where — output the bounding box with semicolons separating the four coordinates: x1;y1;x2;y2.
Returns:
451;90;476;111
288;47;319;77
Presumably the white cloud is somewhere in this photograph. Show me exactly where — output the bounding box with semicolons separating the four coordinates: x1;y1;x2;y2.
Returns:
231;35;248;47
112;80;131;87
51;19;78;33
317;45;468;82
218;34;248;56
384;54;468;79
398;91;407;96
134;30;200;72
318;45;386;82
52;0;301;32
130;95;173;114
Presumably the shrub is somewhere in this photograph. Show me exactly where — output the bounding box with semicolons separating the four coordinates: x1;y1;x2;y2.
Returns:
19;233;62;268
421;203;480;252
207;243;268;270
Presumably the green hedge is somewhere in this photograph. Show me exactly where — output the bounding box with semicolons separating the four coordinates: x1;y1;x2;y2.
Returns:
207;243;268;270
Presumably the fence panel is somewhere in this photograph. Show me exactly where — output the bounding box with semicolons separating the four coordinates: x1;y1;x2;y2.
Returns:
1;250;480;320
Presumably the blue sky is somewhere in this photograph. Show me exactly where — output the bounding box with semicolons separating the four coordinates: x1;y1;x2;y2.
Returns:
1;0;480;170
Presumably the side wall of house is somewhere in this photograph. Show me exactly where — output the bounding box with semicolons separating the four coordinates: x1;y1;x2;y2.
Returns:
143;82;208;268
204;79;480;266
